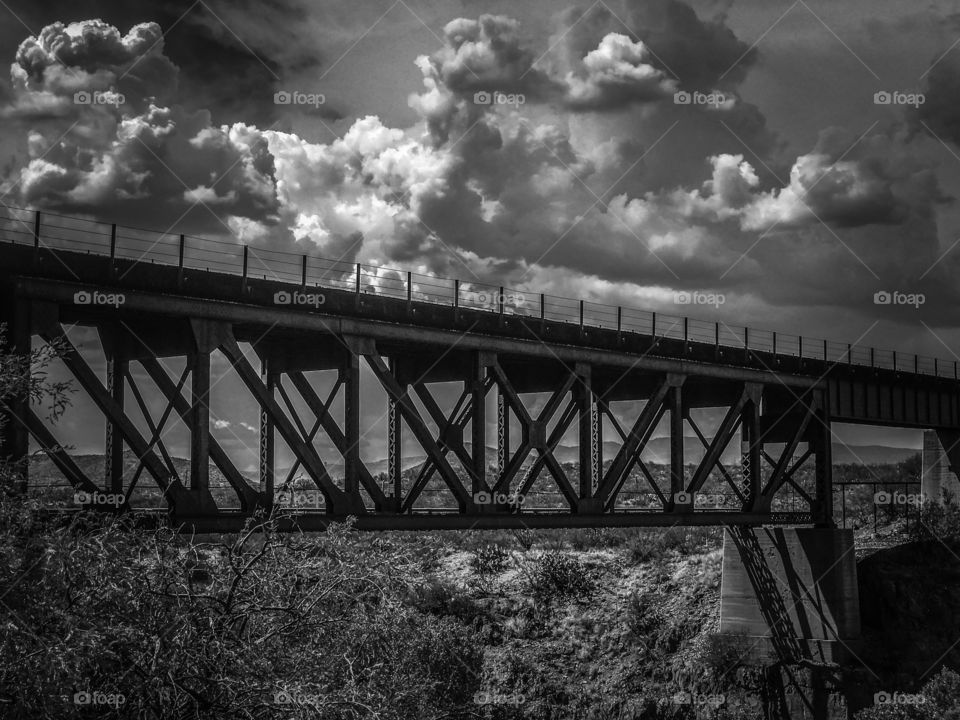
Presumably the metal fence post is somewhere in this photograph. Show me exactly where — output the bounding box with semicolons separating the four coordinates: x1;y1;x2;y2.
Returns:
242;245;249;292
177;234;185;286
498;286;504;319
579;300;584;332
301;255;307;289
355;263;361;294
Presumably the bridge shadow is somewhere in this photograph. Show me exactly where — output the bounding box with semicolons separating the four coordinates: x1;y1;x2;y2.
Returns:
729;528;851;719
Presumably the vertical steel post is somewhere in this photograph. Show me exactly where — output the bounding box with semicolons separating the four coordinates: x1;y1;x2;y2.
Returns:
260;358;275;510
577;364;593;502
104;329;126;494
471;353;486;498
343;352;361;497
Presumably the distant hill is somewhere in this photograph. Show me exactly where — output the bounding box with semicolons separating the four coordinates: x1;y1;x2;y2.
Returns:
29;440;920;487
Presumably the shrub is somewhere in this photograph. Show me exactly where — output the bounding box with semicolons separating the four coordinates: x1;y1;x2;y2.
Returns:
524;552;595;602
624;590;663;637
909;499;960;544
626;526;721;564
855;667;960;720
470;543;510;575
511;528;535;551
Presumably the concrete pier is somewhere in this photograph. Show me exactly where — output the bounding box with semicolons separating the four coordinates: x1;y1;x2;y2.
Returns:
922;429;960;504
720;527;861;666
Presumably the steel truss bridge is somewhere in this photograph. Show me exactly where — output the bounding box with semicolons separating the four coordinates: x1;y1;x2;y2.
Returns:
2;206;959;531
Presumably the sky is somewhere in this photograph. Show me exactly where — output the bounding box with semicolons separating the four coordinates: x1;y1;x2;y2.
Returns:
3;0;957;470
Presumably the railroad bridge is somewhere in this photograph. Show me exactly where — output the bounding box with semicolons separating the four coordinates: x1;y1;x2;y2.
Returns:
1;206;959;533
3;205;958;676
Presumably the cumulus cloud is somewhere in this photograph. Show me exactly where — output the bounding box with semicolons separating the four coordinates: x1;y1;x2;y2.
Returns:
7;20;280;231
563;33;677;110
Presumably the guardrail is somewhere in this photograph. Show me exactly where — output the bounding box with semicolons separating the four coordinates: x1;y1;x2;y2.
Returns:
1;204;956;379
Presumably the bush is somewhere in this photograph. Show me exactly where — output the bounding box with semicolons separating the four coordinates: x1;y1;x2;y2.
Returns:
524;552;595;602
511;528;535;551
0;503;484;719
855;667;960;720
626;526;721;564
470;543;509;575
909;499;960;544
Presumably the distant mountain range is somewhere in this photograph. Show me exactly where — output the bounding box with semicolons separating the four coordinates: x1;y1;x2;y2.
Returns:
29;439;920;487
362;438;919;473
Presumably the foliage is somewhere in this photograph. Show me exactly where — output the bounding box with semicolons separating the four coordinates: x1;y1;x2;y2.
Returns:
909;498;960;544
471;543;510;575
626;526;721;564
523;551;595;602
855;667;960;719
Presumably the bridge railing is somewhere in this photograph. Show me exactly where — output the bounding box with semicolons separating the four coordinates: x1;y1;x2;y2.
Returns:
2;204;957;380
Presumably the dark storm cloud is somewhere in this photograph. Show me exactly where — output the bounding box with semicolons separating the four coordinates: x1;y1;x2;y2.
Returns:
915;53;960;149
1;0;333;126
553;0;757;95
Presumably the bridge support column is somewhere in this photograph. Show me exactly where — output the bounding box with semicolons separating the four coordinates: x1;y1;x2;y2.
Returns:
497;386;510;493
720;527;860;665
174;319;218;516
576;363;597;510
102;327;127;494
0;295;30;493
924;430;960;504
813;397;833;526
259;360;276;512
388;359;402;508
